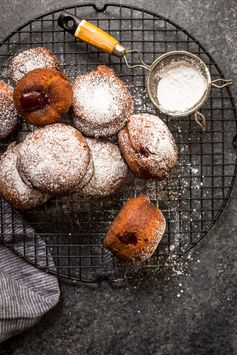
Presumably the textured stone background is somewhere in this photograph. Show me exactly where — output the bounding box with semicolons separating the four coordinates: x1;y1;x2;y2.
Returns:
0;1;237;354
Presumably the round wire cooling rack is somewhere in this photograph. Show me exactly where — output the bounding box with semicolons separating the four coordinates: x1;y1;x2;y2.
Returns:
0;3;237;283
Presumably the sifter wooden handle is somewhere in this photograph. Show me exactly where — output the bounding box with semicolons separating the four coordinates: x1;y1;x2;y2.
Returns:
58;11;126;57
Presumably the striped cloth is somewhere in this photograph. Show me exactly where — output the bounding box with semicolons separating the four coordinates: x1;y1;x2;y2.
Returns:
0;201;60;343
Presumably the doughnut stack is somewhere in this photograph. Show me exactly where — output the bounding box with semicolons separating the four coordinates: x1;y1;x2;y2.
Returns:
0;46;179;262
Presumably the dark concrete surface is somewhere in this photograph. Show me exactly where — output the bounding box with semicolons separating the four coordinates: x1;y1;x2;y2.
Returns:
0;0;237;354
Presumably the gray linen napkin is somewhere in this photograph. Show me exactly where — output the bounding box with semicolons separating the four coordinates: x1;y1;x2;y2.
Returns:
0;201;60;343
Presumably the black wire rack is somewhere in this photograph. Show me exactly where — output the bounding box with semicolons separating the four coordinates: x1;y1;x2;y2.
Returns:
0;3;236;283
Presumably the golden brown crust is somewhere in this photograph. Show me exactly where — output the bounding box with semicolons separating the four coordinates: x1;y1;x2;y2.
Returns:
13;68;73;126
103;194;166;262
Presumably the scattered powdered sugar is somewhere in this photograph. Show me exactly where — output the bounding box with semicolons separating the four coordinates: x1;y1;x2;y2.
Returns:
0;143;49;210
17;123;90;195
71;65;134;137
80;138;128;197
191;167;199;175
131;86;155;114
157;62;207;113
0;82;18;140
10;47;60;82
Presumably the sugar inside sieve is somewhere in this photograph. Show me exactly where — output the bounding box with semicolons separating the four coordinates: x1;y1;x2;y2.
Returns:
147;52;210;116
146;51;232;130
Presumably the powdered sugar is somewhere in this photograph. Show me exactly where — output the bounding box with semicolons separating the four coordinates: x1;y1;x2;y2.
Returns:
10;47;60;82
157;62;207;113
80;138;128;197
71;65;134;137
0;143;49;210
0;82;18;140
17;123;90;195
80;85;114;120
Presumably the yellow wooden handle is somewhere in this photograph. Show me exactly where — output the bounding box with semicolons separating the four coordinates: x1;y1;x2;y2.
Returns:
75;20;126;57
58;12;126;57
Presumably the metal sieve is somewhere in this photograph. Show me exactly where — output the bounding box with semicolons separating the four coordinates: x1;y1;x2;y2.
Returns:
58;11;232;130
143;51;231;130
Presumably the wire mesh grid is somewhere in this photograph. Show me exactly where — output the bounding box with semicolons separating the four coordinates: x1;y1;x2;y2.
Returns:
0;3;236;282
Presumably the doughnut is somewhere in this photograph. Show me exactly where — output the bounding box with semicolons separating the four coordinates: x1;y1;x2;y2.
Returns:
0;143;49;210
118;113;178;180
104;194;166;262
0;81;18;140
10;47;60;82
80;138;128;197
71;65;134;137
16;123;91;195
13;68;73;126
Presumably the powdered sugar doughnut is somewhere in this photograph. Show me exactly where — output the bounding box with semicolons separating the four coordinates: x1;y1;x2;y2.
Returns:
80;138;128;197
0;82;18;140
0;143;49;210
17;123;91;195
118;114;178;180
10;47;60;82
71;65;134;137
